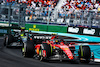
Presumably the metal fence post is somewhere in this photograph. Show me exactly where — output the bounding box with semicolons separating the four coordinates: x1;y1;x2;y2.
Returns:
8;4;11;27
89;11;92;27
8;4;11;34
47;9;50;32
90;11;94;28
75;11;77;25
23;4;26;27
65;12;67;25
69;14;71;26
18;4;21;27
81;11;84;25
48;10;50;25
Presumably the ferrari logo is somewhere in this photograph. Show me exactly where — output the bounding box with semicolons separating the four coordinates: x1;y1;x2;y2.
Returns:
33;25;36;28
64;48;68;50
53;46;55;49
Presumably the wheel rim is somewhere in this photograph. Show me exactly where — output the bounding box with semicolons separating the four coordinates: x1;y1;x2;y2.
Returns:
6;37;8;46
22;43;26;57
40;49;43;61
39;44;44;61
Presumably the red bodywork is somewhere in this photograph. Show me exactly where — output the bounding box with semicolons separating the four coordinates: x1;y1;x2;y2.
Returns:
35;35;75;60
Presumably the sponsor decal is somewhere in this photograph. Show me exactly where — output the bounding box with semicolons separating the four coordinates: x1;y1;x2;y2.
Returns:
33;25;36;28
34;36;51;39
29;25;39;31
0;23;12;27
83;28;95;35
68;27;79;33
68;26;100;36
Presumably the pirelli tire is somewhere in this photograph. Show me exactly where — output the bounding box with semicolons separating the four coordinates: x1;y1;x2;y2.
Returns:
78;45;91;63
22;40;35;57
4;34;7;46
4;34;14;48
39;43;52;61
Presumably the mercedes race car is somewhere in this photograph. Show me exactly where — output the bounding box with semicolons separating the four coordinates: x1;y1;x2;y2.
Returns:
3;27;28;48
22;33;94;63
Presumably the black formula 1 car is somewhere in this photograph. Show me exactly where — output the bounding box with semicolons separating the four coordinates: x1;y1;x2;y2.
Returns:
4;29;22;48
3;27;28;48
22;33;94;64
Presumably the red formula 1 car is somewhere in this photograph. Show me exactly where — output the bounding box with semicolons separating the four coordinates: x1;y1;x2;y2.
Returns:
22;33;94;63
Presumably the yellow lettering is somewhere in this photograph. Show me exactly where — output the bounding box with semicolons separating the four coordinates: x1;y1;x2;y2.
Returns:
29;28;32;30
29;28;39;31
35;29;37;31
29;28;30;30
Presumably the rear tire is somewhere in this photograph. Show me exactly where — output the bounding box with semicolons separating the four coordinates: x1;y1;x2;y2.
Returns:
22;40;34;57
78;45;91;63
5;35;14;48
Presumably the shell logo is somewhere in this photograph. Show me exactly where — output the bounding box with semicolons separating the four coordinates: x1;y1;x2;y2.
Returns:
64;48;68;50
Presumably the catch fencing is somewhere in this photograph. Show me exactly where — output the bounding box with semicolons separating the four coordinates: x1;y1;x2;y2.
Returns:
0;4;100;28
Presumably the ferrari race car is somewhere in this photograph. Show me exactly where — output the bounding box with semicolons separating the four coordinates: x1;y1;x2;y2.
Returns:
22;34;94;63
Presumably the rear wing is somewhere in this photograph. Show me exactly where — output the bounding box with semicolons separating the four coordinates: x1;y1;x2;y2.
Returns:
28;33;52;40
12;29;29;32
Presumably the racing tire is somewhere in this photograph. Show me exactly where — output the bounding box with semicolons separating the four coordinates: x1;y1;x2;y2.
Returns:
4;35;7;46
5;35;14;48
78;45;91;63
22;40;34;58
39;43;52;61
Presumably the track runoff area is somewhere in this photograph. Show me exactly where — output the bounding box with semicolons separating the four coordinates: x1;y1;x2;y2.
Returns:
30;30;100;62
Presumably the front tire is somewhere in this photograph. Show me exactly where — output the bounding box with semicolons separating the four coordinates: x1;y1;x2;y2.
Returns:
78;45;91;63
22;40;34;57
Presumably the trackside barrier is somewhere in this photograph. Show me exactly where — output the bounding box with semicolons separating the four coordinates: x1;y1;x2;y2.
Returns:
67;26;100;37
25;24;67;33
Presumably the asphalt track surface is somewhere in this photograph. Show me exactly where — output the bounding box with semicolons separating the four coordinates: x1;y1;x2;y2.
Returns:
0;37;100;67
